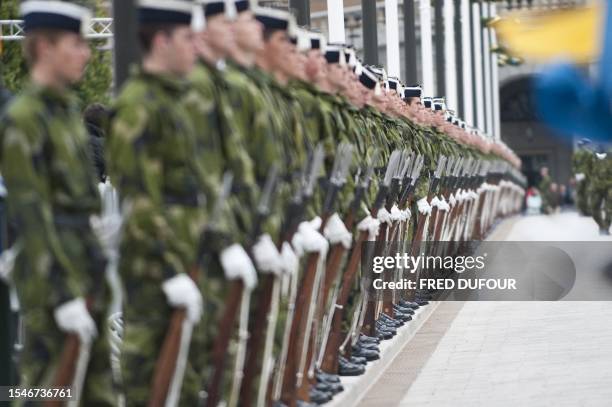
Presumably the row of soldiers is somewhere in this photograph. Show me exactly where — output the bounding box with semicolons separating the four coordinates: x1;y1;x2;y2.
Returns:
0;0;525;406
572;139;612;235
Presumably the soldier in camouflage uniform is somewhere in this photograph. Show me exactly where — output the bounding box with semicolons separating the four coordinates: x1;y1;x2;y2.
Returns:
106;2;209;404
0;2;114;404
572;145;593;216
588;150;612;235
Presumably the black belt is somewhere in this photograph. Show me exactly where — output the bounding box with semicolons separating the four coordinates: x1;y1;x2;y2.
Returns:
54;213;91;229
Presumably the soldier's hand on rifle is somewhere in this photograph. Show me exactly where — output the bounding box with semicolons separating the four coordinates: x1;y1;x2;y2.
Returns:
291;219;329;257
323;213;353;249
54;297;98;344
280;242;299;275
253;234;283;275
162;274;203;324
220;243;258;290
357;215;381;241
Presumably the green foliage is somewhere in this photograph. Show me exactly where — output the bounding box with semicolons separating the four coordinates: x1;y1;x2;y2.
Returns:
0;0;112;108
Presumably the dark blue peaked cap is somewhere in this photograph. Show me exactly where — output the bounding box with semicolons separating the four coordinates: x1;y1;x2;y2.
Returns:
138;0;193;25
235;0;249;12
254;8;291;30
20;1;91;34
403;85;422;99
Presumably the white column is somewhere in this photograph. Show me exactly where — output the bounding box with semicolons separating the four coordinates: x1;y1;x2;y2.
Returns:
385;0;401;77
482;2;493;136
472;1;485;130
443;0;457;111
460;0;474;126
327;0;346;43
490;2;501;140
420;0;435;95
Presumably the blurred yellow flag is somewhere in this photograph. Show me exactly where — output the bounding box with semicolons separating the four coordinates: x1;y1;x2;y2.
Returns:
492;2;605;63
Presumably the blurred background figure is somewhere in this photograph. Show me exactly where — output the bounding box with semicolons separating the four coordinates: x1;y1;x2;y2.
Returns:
526;187;542;215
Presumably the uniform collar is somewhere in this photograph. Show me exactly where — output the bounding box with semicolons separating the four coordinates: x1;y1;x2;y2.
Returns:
134;66;188;95
28;82;77;109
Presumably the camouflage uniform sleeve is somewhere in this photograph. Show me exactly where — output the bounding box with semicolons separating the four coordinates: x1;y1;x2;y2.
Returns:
0;117;84;305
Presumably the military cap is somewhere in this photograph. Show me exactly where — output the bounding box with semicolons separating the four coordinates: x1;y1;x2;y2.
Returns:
235;0;250;12
20;1;92;34
199;0;237;19
403;85;422;99
433;97;445;111
309;32;326;51
359;68;379;91
368;65;387;82
254;7;292;31
344;46;357;69
386;77;399;90
138;0;194;25
325;44;346;65
422;97;433;109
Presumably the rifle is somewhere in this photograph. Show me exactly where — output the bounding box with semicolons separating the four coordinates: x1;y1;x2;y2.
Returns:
49;195;129;407
203;168;282;407
319;150;400;374
315;149;380;370
149;173;232;407
268;143;324;405
281;143;353;406
407;155;447;297
379;150;412;320
240;144;323;406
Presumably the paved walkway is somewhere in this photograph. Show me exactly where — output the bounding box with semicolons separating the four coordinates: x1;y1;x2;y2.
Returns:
358;212;612;407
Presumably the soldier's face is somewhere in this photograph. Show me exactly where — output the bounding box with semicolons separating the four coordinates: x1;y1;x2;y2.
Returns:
233;12;264;53
206;15;235;55
328;64;345;89
165;26;196;76
43;32;91;85
264;31;291;70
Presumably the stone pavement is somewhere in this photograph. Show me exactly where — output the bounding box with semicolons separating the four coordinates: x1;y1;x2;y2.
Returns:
357;212;612;407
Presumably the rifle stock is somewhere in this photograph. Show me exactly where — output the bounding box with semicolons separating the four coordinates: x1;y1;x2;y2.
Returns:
45;334;80;407
206;280;244;407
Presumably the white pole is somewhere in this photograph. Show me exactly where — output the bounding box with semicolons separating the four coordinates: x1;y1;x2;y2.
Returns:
482;3;493;137
472;1;485;130
460;0;474;126
490;2;501;140
443;0;457;111
385;0;401;77
327;0;346;43
420;0;435;95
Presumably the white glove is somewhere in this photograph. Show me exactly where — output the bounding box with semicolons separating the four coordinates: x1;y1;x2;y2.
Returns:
390;205;402;222
253;234;283;275
90;213;123;259
377;207;392;225
417;198;432;215
291;220;329;256
431;196;441;209
324;213;352;249
575;173;585;182
220;243;258;290
54;298;98;344
438;197;450;212
162;274;203;323
280;242;299;275
357;215;381;241
596;153;607;160
0;244;20;282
